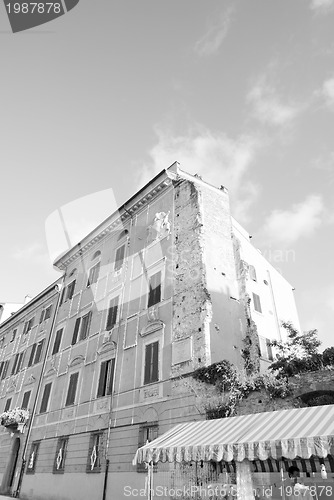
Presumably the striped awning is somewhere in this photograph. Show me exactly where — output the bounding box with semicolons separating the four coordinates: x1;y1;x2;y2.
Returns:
133;405;334;465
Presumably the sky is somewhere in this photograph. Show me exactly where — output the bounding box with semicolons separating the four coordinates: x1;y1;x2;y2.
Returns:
0;0;333;349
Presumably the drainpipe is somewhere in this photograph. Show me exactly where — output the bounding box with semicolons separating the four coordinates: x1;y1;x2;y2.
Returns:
266;270;282;342
14;277;65;498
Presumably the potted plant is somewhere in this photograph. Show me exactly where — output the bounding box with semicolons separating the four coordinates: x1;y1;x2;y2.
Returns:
0;407;29;433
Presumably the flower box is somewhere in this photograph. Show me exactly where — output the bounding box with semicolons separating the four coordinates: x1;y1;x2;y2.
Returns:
0;408;29;434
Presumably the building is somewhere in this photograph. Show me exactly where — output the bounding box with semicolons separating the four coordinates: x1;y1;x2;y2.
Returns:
0;163;300;500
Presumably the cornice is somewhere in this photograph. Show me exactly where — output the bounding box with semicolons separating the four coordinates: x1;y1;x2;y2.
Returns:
55;176;173;271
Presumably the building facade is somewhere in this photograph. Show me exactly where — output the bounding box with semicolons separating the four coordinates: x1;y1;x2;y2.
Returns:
0;163;300;500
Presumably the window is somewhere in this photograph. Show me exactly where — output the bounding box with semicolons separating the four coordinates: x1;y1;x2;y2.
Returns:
137;423;158;472
259;336;274;361
144;341;159;385
39;306;51;324
28;339;45;367
52;328;63;355
4;398;12;412
114;244;125;272
0;360;9;380
71;312;92;345
26;441;40;474
249;265;257;282
87;262;100;287
53;437;69;473
11;351;25;375
40;383;52;413
65;372;79;406
60;280;76;305
87;432;103;472
252;293;262;313
22;391;31;410
10;329;17;343
23;317;34;335
28;344;37;367
34;339;45;364
97;359;115;398
148;271;161;308
105;297;119;330
66;281;76;300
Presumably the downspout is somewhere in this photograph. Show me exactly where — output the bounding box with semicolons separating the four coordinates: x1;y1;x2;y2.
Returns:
266;269;282;341
14;276;65;498
102;209;132;500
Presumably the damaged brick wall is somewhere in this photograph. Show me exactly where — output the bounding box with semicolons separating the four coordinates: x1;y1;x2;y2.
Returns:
171;178;212;379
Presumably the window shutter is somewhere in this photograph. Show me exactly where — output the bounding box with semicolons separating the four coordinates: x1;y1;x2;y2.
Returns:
144;344;152;385
22;391;31;409
148;272;161;307
151;341;159;382
71;318;81;345
16;351;24;373
80;312;91;340
4;398;11;412
67;280;76;300
52;329;63;355
39;310;45;324
40;383;52;413
106;358;115;396
0;362;3;379
11;354;19;375
44;305;52;320
106;297;119;330
114;245;125;271
2;360;9;379
59;287;65;305
97;361;108;398
34;339;45;364
65;372;79;406
28;344;36;367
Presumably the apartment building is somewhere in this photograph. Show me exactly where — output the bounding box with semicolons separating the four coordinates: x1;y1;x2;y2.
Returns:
0;163;300;500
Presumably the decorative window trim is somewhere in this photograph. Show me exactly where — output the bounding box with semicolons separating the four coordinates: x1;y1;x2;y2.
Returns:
140;320;164;338
97;340;117;356
68;355;85;368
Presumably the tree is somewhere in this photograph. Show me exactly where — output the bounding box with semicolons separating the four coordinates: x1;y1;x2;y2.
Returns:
269;322;323;377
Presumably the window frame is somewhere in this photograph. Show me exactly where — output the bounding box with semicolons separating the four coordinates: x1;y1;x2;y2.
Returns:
65;372;79;407
23;317;35;335
252;292;262;313
86;432;103;473
105;296;119;331
26;441;41;474
114;243;126;272
4;398;12;412
137;423;158;472
143;340;159;385
52;328;63;355
22;390;31;410
53;436;69;474
40;382;52;414
86;262;100;288
97;358;115;398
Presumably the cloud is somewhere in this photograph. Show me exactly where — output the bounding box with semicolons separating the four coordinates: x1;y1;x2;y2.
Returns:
194;5;235;57
259;195;324;246
310;0;334;11
136;125;261;223
247;78;303;126
320;76;334;108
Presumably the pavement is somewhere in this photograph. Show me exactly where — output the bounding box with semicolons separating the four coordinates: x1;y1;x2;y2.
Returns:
0;496;16;499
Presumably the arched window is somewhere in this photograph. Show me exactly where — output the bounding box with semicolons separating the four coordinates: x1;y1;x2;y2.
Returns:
118;230;128;241
92;251;101;261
